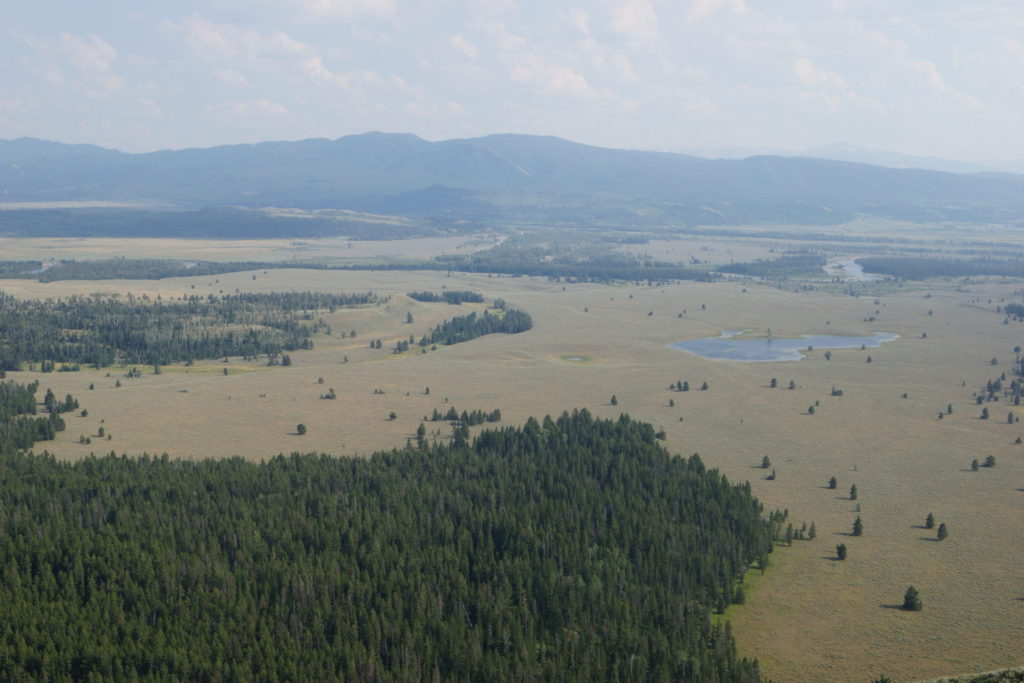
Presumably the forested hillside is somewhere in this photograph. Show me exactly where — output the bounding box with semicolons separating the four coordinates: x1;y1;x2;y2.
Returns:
0;410;770;681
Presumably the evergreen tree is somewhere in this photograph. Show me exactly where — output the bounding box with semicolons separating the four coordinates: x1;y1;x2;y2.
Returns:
902;586;922;611
925;513;935;529
937;523;948;541
828;476;837;489
849;484;858;501
836;543;847;560
852;516;863;536
610;395;618;406
296;423;306;435
761;455;771;469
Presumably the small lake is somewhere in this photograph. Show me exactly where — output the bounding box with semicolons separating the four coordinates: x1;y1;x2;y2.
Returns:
670;330;899;362
828;259;883;282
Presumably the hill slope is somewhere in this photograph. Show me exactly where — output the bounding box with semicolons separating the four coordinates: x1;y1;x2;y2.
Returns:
3;133;1024;227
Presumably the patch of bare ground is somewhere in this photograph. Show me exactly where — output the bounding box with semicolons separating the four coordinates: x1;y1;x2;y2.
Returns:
3;266;1023;682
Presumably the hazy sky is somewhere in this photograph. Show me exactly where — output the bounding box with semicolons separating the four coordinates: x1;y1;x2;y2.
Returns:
2;1;1022;159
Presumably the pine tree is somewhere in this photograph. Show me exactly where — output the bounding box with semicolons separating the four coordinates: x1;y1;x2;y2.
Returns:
852;516;863;536
902;586;922;611
849;484;858;500
836;543;847;560
828;476;837;489
937;523;947;541
925;513;935;529
808;522;817;540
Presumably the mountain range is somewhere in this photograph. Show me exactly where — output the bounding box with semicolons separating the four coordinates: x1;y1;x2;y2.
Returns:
2;133;1024;232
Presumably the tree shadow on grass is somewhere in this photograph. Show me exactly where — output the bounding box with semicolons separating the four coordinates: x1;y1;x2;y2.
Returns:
822;556;844;562
918;537;941;542
879;604;905;610
833;531;854;537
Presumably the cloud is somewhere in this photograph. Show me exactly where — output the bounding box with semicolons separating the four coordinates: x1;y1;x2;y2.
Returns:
610;0;659;41
450;34;479;60
912;59;982;108
207;99;290;117
688;0;748;22
793;58;846;88
176;15;311;63
22;32;125;96
301;56;352;88
505;53;595;98
214;69;249;87
286;0;396;19
569;8;591;36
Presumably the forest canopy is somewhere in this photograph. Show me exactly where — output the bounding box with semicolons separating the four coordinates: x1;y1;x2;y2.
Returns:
0;410;770;681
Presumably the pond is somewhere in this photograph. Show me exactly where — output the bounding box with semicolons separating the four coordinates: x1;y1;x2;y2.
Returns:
670;330;899;362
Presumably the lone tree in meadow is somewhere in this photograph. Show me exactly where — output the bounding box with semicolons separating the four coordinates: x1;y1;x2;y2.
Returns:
610;395;618;406
761;455;771;469
902;586;922;611
849;484;858;500
808;522;817;540
836;543;847;561
980;407;989;420
925;513;935;529
296;424;306;435
937;523;948;541
852;516;863;536
983;454;996;468
828;476;838;489
971;458;980;471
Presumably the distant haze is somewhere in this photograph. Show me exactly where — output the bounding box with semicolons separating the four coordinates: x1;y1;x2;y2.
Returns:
2;1;1023;166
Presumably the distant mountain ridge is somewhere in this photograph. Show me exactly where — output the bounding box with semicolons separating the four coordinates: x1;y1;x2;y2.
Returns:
3;133;1024;227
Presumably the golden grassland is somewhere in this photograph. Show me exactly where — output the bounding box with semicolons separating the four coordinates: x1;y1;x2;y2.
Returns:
2;249;1023;682
0;234;495;264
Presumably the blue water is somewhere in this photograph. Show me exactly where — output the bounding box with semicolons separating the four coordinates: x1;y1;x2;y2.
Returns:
670;330;899;362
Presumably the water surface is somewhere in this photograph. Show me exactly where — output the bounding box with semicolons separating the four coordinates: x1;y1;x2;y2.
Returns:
670;330;899;362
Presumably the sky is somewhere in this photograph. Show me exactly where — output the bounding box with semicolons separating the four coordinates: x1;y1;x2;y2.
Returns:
2;1;1023;161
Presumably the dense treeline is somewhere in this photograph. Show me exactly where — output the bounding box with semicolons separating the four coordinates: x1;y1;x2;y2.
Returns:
407;290;485;305
420;308;533;346
0;410;769;680
717;253;826;279
0;380;69;450
0;290;384;369
427;406;502;425
0;208;456;241
433;253;714;283
855;257;1024;280
0;259;363;282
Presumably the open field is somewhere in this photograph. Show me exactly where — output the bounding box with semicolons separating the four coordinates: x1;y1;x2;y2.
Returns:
0;234;497;264
2;232;1023;681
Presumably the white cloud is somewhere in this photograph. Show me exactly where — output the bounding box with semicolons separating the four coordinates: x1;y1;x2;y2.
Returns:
912;59;982;108
793;58;846;88
214;69;249;87
450;34;479;60
688;0;748;22
569;8;591;36
610;54;638;81
207;99;290;117
301;56;351;88
287;0;396;19
176;16;311;63
505;53;595;98
22;32;125;96
610;0;659;41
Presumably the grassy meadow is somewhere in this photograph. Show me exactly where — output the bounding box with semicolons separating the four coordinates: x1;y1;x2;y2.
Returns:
1;234;1022;682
